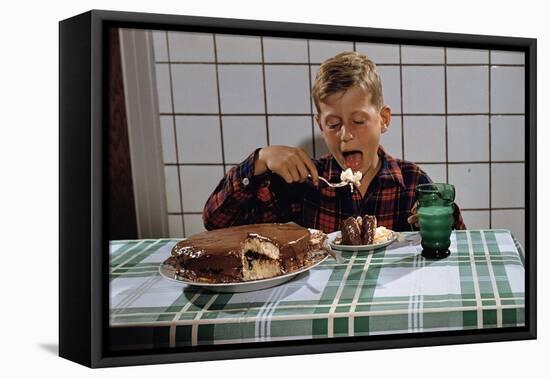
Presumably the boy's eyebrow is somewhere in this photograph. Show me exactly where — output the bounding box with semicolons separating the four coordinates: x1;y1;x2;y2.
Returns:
322;113;341;120
321;109;371;121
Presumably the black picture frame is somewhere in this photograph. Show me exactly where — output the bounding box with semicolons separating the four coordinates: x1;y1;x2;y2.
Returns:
59;9;537;368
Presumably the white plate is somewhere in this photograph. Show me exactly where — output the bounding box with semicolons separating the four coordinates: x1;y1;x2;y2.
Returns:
327;230;397;252
159;252;329;293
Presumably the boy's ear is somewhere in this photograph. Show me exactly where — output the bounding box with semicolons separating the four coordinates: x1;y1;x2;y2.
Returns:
380;106;392;133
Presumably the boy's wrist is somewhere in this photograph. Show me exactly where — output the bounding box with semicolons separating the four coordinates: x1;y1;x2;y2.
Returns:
253;147;268;176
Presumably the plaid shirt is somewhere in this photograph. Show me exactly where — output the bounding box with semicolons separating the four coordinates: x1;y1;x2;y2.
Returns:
203;147;466;233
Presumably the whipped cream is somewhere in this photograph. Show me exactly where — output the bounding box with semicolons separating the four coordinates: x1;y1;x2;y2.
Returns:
340;168;362;192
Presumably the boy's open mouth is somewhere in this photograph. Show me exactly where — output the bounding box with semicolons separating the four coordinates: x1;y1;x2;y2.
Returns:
342;150;363;171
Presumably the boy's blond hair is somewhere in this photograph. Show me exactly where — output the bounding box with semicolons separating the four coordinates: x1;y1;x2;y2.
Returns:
311;51;384;113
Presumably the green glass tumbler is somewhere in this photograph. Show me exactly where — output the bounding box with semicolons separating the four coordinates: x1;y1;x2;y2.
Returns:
416;183;455;259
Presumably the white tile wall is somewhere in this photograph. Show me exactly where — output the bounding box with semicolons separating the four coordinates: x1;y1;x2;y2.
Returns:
461;210;490;229
167;31;215;62
180;165;225;212
265;65;311;113
309;40;354;63
447;48;489;64
159;116;176;163
164;166;182;213
154;64;172;113
222;116;267;164
175;116;222;164
491;51;525;65
355;43;400;64
401;46;445;64
448;164;490;209
491;66;525;114
491;116;525;161
268;116;314;156
377;66;401;113
492;163;525;208
151;32;527;243
381;117;402;159
402;66;445;113
183;214;207;235
418;164;447;184
151;31;168;61
171;65;218;113
215;34;262;62
168;215;184;238
218;65;265;113
492;209;525;247
447;116;489;162
403;116;446;162
263;37;308;63
447;66;489;113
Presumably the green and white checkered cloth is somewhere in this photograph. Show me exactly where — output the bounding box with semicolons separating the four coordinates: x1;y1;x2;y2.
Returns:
109;230;525;351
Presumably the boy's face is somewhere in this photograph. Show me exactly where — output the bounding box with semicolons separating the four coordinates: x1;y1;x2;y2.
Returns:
315;86;391;175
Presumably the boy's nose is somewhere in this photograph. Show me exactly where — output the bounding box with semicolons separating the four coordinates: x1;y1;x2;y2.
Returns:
340;125;354;142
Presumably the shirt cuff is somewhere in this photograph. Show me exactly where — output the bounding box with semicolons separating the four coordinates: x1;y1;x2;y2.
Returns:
233;148;271;191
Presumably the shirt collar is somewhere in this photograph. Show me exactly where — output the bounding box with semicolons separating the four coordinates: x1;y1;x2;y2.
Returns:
325;146;405;189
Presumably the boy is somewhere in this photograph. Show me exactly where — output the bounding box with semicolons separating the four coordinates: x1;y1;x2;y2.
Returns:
203;51;465;232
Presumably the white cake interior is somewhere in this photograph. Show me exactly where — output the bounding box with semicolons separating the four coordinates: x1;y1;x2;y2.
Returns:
241;235;281;281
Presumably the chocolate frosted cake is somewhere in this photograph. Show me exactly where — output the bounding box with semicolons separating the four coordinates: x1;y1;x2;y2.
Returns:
340;215;378;245
341;217;363;245
163;223;326;283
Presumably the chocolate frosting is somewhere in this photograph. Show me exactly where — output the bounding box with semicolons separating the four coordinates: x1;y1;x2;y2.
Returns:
166;223;317;283
171;223;310;258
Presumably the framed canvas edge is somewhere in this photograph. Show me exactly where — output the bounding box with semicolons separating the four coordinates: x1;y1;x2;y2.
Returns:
58;9;537;369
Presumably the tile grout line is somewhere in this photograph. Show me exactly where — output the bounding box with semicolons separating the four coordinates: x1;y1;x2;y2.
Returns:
260;37;270;146
154;61;525;68
307;39;316;157
212;34;227;175
158;112;525;117
160;160;525;166
399;45;405;159
487;50;493;228
168;206;526;216
444;48;449;183
164;31;186;237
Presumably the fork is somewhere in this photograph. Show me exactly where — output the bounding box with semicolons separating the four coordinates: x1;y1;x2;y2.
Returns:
307;174;349;188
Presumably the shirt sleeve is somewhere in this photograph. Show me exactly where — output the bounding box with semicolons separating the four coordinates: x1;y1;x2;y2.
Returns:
202;149;302;230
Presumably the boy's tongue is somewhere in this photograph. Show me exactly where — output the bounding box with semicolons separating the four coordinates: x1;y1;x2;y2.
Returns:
344;151;363;170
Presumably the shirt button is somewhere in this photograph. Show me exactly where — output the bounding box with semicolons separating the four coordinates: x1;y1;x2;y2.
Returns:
242;177;250;186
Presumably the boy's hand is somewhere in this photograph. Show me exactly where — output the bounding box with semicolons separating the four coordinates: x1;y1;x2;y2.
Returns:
407;202;419;228
255;146;319;186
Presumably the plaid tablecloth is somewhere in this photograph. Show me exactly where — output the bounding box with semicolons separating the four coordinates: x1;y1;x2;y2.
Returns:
109;230;525;351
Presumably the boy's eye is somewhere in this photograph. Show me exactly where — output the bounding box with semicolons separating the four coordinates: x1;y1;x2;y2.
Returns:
327;123;341;130
353;120;366;125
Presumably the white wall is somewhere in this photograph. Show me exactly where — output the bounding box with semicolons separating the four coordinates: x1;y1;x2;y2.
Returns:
149;31;527;246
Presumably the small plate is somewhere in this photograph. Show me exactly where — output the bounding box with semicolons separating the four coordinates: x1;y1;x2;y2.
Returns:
159;252;329;293
327;230;397;252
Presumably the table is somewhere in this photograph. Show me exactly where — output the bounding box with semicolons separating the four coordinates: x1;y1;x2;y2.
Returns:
109;230;525;351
